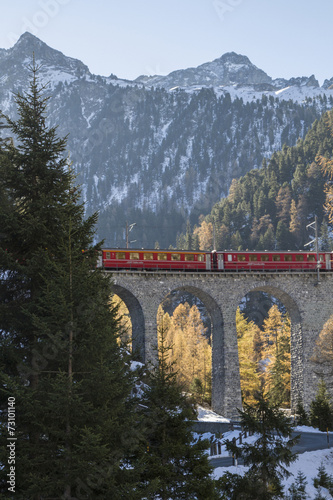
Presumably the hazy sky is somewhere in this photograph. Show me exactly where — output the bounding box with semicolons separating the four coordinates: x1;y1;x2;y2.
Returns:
0;0;332;85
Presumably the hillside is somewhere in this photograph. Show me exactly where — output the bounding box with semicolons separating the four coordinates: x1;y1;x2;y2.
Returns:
1;33;333;247
180;109;333;251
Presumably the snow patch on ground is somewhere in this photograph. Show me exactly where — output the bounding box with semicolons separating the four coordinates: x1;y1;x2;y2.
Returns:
197;405;230;423
214;449;333;499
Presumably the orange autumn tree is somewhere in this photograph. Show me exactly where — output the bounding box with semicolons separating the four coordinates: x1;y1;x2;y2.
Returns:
193;216;213;250
111;295;132;349
236;307;263;405
157;302;211;403
236;305;291;407
261;305;291;407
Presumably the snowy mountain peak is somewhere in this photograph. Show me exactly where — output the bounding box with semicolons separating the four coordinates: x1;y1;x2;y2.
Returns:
198;51;272;86
134;51;328;92
14;31;44;49
0;32;90;88
135;51;272;88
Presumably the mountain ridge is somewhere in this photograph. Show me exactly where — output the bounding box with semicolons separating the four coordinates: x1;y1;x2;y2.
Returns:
134;49;333;91
7;32;333;91
1;33;333;248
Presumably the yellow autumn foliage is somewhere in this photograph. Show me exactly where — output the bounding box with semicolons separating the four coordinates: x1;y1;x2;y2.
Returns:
158;302;211;402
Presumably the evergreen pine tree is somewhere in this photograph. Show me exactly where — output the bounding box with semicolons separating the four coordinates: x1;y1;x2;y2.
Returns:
310;379;333;431
224;394;299;499
185;219;193;250
319;220;333;251
137;320;218;499
313;463;333;497
0;64;140;498
276;220;291;250
295;398;309;426
288;470;308;499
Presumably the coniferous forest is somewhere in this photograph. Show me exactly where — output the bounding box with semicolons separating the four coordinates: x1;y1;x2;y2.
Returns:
177;109;333;252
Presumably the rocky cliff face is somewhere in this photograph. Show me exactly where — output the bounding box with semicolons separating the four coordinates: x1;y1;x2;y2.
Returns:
1;33;332;248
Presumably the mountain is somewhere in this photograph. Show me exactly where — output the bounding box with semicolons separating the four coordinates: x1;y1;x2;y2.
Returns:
135;51;333;93
135;52;272;88
1;32;333;248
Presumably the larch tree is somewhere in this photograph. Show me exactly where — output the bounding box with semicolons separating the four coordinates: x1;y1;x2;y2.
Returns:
275;184;292;224
0;64;140;499
261;306;291;407
193;218;213;250
236;307;263;405
157;302;212;403
111;294;132;349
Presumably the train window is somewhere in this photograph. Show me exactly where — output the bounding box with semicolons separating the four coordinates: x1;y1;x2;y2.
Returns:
158;253;168;261
296;255;304;261
198;254;205;262
237;255;246;261
285;255;292;261
130;252;140;260
249;255;257;261
171;253;181;261
227;254;232;262
105;252;111;259
307;255;316;262
185;254;194;261
116;252;126;259
260;254;269;261
273;255;280;261
144;253;154;260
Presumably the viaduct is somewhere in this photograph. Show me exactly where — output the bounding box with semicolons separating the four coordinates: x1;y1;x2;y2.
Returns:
111;270;333;419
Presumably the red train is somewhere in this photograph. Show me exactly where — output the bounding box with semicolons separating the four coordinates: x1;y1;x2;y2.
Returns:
100;249;333;272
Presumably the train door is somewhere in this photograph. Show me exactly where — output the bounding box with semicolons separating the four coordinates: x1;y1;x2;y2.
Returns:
326;253;332;270
217;253;224;270
211;251;218;270
206;253;211;270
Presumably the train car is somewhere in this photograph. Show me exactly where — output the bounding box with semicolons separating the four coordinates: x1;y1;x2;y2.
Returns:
102;249;208;271
216;251;331;271
101;248;333;272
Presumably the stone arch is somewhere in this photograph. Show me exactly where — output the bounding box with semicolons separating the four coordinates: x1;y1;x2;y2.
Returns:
236;283;303;410
112;284;145;362
158;284;242;417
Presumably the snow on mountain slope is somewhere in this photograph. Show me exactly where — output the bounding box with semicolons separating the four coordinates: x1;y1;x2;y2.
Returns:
1;33;332;247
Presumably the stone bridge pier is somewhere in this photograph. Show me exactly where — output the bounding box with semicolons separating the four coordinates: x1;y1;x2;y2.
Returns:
111;271;333;419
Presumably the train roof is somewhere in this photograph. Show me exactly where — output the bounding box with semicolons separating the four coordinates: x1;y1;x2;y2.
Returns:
102;248;206;253
102;248;330;253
